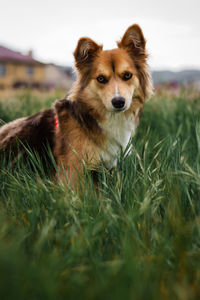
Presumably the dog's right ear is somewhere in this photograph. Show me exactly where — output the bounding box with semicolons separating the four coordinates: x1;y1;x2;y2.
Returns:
117;24;146;59
74;38;102;71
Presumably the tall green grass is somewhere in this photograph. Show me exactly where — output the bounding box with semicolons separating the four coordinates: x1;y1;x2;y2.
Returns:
0;90;200;299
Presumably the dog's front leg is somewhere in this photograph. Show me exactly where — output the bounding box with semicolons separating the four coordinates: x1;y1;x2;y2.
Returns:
57;157;85;190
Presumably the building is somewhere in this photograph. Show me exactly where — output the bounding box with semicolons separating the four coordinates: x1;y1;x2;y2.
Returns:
44;64;75;90
0;45;45;89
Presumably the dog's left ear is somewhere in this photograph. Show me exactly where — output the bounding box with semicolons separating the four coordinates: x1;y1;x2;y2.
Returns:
117;24;146;58
74;37;102;71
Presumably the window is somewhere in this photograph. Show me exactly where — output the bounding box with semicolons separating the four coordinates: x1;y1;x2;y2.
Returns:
0;64;6;76
26;66;34;76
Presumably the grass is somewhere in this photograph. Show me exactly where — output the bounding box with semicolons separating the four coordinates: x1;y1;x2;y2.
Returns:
0;89;200;299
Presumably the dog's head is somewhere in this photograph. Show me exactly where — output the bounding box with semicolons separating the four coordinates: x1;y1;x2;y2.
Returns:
73;24;152;113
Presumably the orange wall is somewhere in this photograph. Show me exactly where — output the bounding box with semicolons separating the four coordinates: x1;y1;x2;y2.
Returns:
0;62;45;88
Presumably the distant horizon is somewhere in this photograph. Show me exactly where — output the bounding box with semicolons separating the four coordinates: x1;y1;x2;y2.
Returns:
1;40;200;73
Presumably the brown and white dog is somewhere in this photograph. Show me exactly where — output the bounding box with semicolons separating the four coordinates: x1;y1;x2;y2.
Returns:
0;24;152;185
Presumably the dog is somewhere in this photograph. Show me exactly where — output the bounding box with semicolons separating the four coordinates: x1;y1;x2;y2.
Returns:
0;24;152;186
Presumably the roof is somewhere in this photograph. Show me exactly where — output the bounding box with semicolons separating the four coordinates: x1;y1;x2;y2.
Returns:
0;45;43;64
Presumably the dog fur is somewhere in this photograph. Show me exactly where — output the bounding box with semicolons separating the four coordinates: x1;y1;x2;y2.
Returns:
0;24;152;185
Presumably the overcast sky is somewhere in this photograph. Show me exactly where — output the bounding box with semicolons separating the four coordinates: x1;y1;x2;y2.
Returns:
0;0;199;70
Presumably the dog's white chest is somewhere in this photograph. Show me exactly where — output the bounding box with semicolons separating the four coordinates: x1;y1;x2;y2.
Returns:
99;113;136;169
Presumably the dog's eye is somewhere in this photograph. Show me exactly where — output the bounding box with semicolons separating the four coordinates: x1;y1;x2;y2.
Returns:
122;72;132;81
96;75;108;84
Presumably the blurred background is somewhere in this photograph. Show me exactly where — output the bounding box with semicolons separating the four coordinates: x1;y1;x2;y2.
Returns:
0;0;200;92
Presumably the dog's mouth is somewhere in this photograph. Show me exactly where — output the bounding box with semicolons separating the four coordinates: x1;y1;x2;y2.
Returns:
113;107;126;113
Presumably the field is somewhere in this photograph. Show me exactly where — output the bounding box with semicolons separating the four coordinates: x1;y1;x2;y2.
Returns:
0;89;200;299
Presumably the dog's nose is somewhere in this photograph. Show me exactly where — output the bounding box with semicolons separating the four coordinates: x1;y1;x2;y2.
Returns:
111;97;125;109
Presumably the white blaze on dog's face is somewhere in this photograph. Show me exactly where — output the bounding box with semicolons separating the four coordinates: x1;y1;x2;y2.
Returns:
73;24;151;112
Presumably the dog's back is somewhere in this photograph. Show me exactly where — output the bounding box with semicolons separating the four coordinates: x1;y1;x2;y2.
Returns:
0;109;55;162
